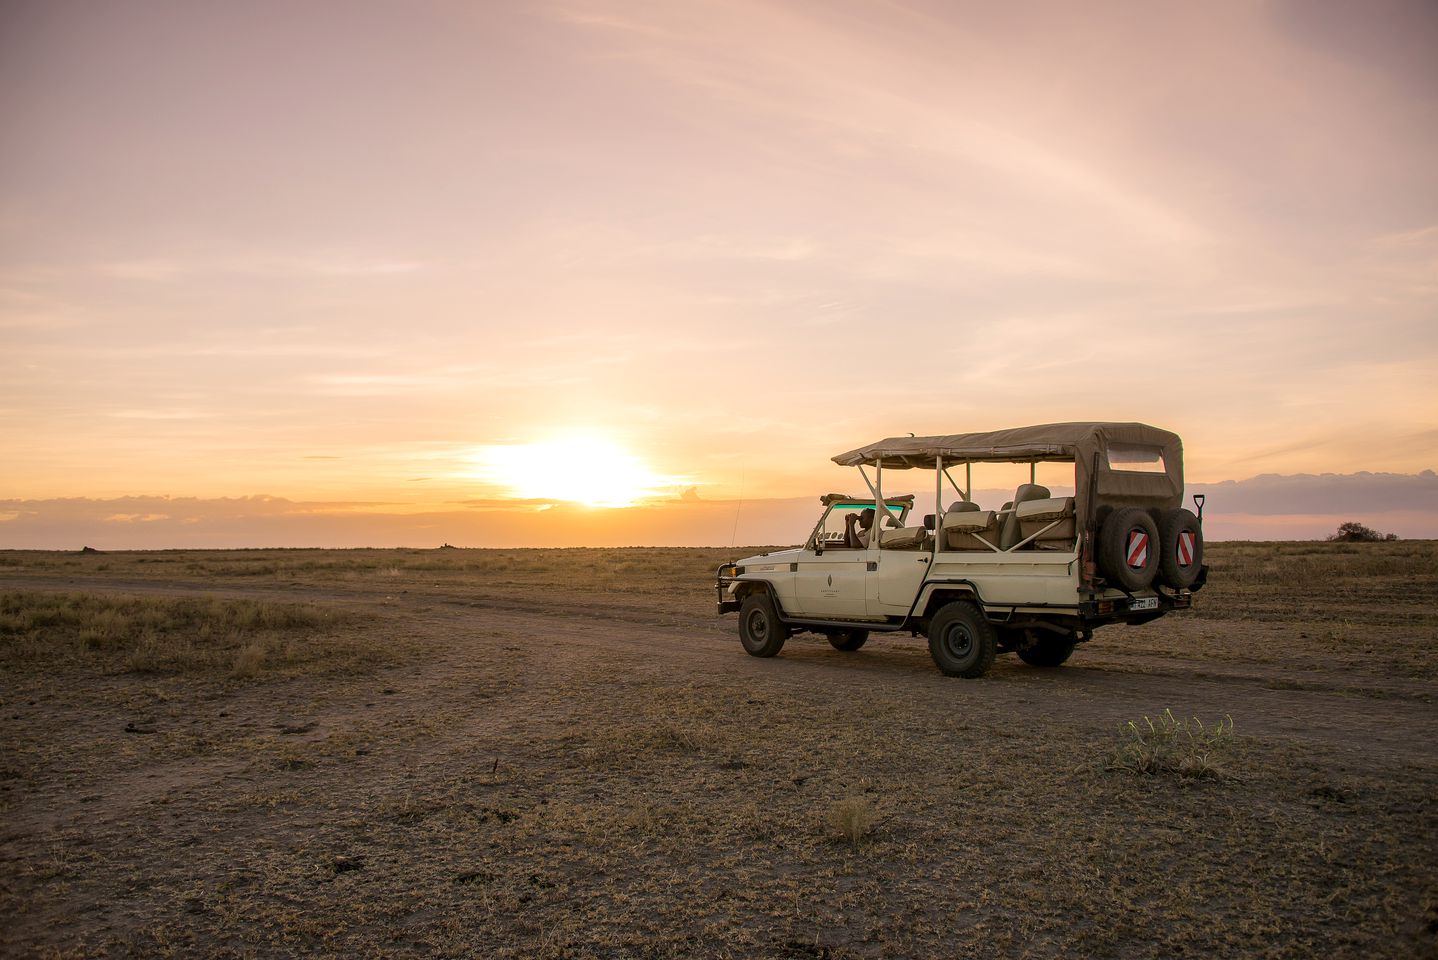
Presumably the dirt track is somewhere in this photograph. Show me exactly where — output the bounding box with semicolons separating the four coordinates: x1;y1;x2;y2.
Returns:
3;544;1437;958
6;569;1432;759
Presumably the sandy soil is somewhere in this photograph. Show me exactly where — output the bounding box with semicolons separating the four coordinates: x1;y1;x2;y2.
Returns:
2;542;1436;958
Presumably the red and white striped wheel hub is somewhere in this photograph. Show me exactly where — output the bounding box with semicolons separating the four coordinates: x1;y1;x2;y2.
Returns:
1176;530;1195;567
1126;529;1150;569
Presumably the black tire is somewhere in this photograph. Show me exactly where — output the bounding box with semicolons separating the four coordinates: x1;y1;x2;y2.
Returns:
826;629;869;652
994;626;1024;652
926;602;996;678
1156;508;1204;589
738;593;788;658
1097;506;1160;592
1016;636;1076;667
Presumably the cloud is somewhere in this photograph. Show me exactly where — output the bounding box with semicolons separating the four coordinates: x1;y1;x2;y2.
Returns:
2;471;1435;549
93;255;428;281
107;409;212;421
1188;471;1438;516
95;260;187;281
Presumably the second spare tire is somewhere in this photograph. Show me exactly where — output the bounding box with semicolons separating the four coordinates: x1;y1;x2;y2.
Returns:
1156;508;1204;589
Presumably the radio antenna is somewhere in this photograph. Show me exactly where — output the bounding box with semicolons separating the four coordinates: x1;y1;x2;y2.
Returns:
730;471;746;547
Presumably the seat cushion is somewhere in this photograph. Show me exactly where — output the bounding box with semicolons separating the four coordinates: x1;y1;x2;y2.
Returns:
879;526;927;549
942;510;998;551
1017;497;1077;547
1016;497;1074;522
942;509;995;531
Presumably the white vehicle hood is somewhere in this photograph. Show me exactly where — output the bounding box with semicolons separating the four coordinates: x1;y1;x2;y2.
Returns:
736;548;803;570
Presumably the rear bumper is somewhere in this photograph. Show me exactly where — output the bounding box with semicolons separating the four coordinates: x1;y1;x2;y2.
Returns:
1079;585;1195;626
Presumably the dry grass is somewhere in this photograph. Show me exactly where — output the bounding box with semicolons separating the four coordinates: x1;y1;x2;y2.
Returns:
0;590;386;679
1;541;1436;958
1096;539;1438;680
827;797;877;846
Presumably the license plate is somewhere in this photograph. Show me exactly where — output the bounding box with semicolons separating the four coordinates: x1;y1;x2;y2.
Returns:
1129;597;1158;611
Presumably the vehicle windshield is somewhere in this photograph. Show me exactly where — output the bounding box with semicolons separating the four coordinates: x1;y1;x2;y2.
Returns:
811;501;907;547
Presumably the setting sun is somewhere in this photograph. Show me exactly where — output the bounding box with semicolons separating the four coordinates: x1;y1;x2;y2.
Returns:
466;436;680;508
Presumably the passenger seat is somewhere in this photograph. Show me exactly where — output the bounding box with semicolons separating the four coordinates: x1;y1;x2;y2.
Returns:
998;484;1051;550
942;510;998;551
1016;497;1076;550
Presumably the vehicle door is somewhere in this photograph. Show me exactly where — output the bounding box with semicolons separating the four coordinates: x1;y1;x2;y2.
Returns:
868;546;932;617
792;504;871;618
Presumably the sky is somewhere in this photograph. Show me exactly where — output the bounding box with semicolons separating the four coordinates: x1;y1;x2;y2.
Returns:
2;0;1436;548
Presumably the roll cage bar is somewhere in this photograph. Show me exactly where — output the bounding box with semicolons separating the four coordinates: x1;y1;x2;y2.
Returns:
838;458;1070;556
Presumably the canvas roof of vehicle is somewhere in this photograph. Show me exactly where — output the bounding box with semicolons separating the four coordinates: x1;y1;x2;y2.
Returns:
831;422;1184;521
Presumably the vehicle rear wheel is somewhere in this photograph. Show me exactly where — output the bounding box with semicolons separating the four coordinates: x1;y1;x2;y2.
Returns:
1016;636;1076;667
826;629;869;652
926;602;996;678
1097;507;1160;592
1156;508;1204;589
739;593;788;658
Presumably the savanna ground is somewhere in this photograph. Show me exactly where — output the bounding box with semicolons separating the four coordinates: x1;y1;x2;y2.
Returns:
1;541;1435;959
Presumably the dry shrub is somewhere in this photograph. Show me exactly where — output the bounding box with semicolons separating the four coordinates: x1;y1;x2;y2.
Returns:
1111;709;1235;780
826;796;875;846
232;642;267;678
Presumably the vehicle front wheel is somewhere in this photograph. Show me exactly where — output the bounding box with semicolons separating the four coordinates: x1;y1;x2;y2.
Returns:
739;593;788;658
1016;636;1076;667
826;629;869;652
926;602;996;678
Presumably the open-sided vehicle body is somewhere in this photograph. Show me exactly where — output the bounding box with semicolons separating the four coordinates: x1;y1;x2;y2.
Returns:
716;422;1207;677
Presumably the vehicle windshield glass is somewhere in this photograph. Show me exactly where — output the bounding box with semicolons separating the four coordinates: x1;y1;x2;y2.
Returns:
812;501;907;546
1105;443;1167;474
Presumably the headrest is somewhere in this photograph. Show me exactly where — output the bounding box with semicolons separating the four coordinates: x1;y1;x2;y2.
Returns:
1012;484;1051;505
947;501;980;514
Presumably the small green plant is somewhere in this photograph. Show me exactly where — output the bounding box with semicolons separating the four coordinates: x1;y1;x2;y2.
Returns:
826;796;875;845
1111;709;1234;780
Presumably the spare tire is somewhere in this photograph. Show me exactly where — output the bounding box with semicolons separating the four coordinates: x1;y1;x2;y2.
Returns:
1097;507;1159;591
1157;508;1204;589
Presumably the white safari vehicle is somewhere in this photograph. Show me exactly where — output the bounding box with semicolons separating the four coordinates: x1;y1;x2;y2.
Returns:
716;422;1207;678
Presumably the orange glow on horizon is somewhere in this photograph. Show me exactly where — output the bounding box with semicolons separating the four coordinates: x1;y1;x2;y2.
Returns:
464;435;684;508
